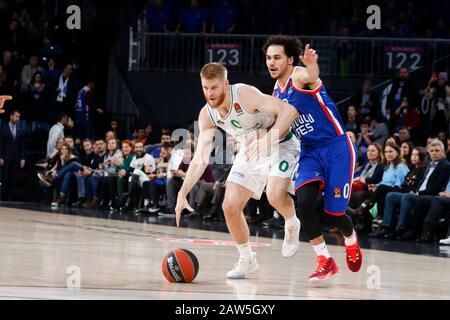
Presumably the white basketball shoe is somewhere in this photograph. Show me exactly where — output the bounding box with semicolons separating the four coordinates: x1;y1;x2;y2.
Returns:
282;218;301;257
226;252;259;279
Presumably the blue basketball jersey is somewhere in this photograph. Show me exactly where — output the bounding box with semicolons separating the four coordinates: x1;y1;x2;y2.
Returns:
273;68;346;146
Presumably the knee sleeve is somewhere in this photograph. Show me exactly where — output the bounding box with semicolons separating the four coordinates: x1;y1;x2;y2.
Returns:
296;183;322;240
322;214;354;237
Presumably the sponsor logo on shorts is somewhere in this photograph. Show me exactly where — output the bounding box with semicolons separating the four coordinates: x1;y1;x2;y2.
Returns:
334;187;341;198
231;170;245;179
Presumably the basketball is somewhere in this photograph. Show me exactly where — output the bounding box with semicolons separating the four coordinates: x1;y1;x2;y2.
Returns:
162;249;199;283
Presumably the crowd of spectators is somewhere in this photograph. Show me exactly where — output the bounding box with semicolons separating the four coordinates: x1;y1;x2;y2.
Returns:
143;0;450;38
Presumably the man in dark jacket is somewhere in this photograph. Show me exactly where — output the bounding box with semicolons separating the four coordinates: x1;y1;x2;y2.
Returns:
400;140;450;241
0;109;26;200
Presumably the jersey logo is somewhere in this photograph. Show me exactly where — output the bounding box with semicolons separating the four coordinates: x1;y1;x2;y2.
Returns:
234;103;243;114
288;88;293;95
334;188;341;198
230;120;242;128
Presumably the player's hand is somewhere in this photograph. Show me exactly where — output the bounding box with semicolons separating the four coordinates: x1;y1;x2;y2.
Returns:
175;194;194;227
0;95;12;113
245;129;270;162
300;44;318;66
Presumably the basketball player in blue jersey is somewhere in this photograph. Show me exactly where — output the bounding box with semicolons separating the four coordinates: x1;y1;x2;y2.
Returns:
262;35;363;282
175;63;301;279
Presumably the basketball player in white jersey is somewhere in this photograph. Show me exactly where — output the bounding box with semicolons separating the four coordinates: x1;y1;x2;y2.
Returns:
175;63;300;279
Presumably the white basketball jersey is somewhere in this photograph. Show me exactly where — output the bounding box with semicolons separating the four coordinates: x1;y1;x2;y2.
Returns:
205;83;275;143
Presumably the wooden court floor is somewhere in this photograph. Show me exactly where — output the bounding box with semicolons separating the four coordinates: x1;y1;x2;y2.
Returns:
0;206;449;300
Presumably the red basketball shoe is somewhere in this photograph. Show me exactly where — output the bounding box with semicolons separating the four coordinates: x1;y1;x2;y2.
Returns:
345;241;363;272
308;256;339;283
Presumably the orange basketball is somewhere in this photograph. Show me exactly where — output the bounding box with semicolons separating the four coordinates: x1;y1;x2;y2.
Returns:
162;248;199;283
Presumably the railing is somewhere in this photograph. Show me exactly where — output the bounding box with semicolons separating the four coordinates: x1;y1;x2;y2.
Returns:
129;32;450;78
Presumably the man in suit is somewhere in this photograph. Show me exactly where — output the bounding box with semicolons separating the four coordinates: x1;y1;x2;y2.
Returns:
0;109;26;200
399;139;450;241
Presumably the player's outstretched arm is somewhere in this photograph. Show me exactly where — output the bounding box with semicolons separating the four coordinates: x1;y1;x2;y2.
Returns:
293;44;320;87
175;107;215;227
0;95;13;113
240;85;299;161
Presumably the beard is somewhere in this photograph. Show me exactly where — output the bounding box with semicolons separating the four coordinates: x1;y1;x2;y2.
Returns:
205;90;226;108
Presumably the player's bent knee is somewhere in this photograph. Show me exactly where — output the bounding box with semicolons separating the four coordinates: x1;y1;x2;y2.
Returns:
222;201;243;218
266;190;287;208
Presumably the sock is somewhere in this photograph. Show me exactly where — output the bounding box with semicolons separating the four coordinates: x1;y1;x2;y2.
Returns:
237;242;253;261
312;242;331;258
344;230;357;246
285;214;299;228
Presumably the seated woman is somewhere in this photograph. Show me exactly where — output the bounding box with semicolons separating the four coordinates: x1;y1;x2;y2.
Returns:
349;143;385;209
348;142;410;232
37;143;80;206
99;138;123;209
369;146;428;239
400;141;414;167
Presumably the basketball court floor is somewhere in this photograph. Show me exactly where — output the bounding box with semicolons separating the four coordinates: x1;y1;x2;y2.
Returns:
0;204;449;300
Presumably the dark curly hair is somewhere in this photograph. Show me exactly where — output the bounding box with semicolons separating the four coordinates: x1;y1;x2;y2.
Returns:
262;35;303;66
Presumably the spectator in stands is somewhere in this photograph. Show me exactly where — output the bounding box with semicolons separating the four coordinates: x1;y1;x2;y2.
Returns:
144;0;172;33
176;0;208;34
344;105;360;134
26;71;48;123
370;146;428;239
385;135;401;147
108;118;125;141
47;137;64;168
447;137;450;161
150;132;171;159
20;54;42;93
105;130;117;142
211;0;237;34
400;141;414;167
348;142;409;232
141;142;172;213
398;127;412;144
4;19;23;57
399;140;450;241
355;120;371;162
369;115;389;145
419;179;450;244
114;140;134;209
52;63;77;119
425;72;450;134
38;143;79;206
122;141;156;212
134;127;149;145
349;143;385;206
393;96;420;133
386;67;418;133
74;78;103;140
99;138;123;209
349;79;380;118
83;139;107;209
0;110;25;201
64;136;80;158
42;58;60;88
1;50;19;88
72;139;98;208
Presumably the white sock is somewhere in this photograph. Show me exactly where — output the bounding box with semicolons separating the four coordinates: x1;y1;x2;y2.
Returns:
237;242;253;261
312;242;331;258
285;214;299;228
344;230;357;246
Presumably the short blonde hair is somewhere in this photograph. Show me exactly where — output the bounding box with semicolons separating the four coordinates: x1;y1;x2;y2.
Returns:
200;63;227;80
